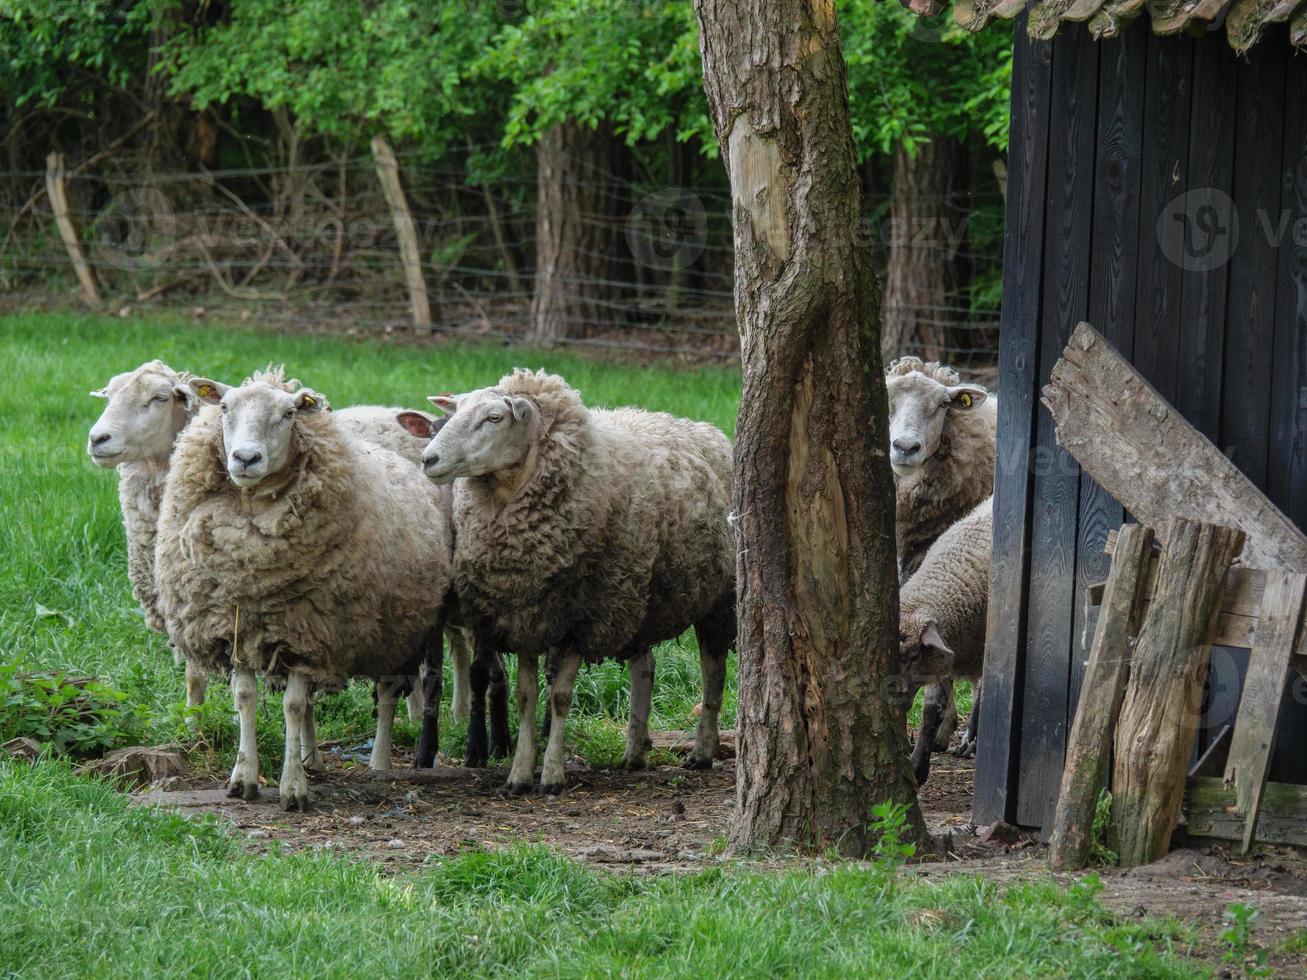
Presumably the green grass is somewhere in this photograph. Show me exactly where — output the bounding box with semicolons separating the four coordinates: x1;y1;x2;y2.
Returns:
0;312;740;763
0;760;1206;978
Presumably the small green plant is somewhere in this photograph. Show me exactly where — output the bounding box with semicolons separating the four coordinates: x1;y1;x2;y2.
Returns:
1221;903;1271;977
1090;788;1118;866
0;662;145;758
1065;873;1106;923
868;800;918;874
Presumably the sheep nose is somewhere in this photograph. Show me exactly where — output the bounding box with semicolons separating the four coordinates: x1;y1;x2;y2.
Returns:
90;432;112;446
892;438;922;456
232;448;263;467
423;451;440;469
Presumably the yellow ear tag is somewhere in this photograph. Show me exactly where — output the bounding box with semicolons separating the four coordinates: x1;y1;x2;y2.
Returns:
302;395;316;408
198;384;214;398
959;393;972;408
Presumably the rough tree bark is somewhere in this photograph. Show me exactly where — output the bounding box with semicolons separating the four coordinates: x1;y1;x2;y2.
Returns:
531;121;631;343
695;0;925;854
882;136;968;361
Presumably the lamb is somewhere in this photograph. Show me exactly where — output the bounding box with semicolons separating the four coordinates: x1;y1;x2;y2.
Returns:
87;360;209;710
898;496;992;785
420;369;736;794
155;368;454;810
886;356;995;760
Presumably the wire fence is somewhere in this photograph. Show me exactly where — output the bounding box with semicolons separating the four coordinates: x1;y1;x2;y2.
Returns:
0;152;1003;367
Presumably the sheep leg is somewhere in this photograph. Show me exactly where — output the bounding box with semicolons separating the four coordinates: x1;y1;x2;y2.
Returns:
279;672;311;811
487;651;512;760
540;651;580;796
406;666;425;724
370;678;398;772
623;649;655;770
414;630;444;769
687;629;727;770
926;680;958;752
448;627;473;723
301;688;323;771
227;668;260;801
184;661;208;716
956;679;981;759
912;694;943;786
465;641;493;768
540;660;557;742
505;653;540;794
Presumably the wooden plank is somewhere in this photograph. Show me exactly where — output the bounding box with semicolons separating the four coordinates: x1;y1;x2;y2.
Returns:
1042;323;1307;571
972;16;1054;830
1222;572;1306;852
1111;519;1245;866
44;153;100;308
1016;24;1098;831
1070;27;1147;729
1049;523;1154;871
1185;776;1307;847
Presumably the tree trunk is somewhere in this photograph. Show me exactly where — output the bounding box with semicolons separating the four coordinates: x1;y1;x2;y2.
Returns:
695;0;924;855
881;136;968;362
530;121;630;343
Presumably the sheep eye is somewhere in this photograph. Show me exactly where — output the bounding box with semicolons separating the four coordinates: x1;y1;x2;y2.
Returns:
220;404;228;414
283;409;295;420
149;394;168;405
487;414;503;424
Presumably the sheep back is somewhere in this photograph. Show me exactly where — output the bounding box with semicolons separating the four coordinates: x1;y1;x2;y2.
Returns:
155;406;452;685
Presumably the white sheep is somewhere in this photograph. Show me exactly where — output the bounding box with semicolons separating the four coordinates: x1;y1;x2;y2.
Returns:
421;369;736;794
898;495;992;785
886;356;995;758
155;368;454;810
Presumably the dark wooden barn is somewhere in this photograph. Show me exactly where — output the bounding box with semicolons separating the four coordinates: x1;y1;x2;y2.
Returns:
910;1;1307;834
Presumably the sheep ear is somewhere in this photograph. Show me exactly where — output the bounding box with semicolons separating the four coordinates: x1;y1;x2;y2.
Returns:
173;384;199;410
428;394;458;416
920;622;954;659
947;386;988;411
396;411;438;439
89;387;108;399
505;396;532;423
295;389;325;413
189;379;229;404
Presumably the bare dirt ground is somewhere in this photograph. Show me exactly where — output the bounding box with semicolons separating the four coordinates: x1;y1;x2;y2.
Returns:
132;738;1307;972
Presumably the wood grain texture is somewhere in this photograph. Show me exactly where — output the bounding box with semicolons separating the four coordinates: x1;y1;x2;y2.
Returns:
1112;519;1245;866
1049;524;1154;871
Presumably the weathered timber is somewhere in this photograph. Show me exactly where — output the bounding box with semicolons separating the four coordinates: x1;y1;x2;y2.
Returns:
370;135;432;331
1185;776;1307;848
1049;523;1154;871
1111;519;1245;866
1041;323;1307;572
44;153;100;308
1223;572;1306;852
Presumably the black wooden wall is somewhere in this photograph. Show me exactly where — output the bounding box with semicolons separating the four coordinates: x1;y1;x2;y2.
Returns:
975;20;1307;832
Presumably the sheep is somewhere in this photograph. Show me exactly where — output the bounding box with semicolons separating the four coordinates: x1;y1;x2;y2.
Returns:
420;368;735;794
87;360;209;711
898;495;992;785
155;368;454;810
886;356;995;759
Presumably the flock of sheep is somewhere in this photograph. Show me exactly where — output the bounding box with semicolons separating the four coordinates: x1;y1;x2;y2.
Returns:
85;354;994;808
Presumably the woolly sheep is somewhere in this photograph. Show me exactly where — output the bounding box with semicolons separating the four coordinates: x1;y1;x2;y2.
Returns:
155;368;454;810
87;360;208;710
420;369;736;794
898;495;992;785
886;356;995;757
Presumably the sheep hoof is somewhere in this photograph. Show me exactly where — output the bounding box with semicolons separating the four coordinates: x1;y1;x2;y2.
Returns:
503;779;533;796
622;755;647;772
227;780;259;801
540;781;565;797
954;733;977;759
280;792;310;812
464;750;487;769
682;756;713;771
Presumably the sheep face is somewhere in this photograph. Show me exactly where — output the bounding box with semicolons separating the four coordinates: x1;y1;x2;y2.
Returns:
190;378;325;489
418;388;535;484
899;619;954;685
886;371;988;475
87;361;196;468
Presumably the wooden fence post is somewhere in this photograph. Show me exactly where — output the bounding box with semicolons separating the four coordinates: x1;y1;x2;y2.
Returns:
370;135;432;332
45;153;100;308
1112;518;1245;866
1048;523;1154;871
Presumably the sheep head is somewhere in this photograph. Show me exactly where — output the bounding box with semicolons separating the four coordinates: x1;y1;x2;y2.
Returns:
899;618;955;685
417;386;535;484
87;360;200;468
190;374;326;490
884;357;988;475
